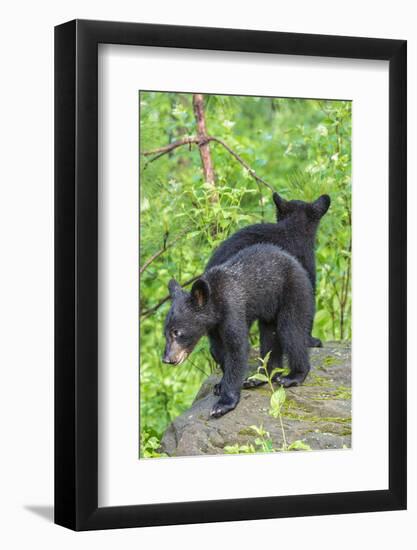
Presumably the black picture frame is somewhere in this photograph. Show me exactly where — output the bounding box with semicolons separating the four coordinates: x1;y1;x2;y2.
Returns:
55;19;407;531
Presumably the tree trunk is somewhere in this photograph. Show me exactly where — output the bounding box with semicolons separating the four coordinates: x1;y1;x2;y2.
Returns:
192;94;218;202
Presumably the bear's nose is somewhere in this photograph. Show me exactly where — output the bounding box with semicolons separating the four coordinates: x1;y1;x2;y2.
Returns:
162;352;174;364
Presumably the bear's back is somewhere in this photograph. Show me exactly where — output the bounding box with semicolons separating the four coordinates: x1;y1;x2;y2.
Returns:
206;224;280;270
206;243;312;324
205;219;312;271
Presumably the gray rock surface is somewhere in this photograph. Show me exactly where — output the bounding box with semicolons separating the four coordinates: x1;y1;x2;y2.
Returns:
160;342;351;456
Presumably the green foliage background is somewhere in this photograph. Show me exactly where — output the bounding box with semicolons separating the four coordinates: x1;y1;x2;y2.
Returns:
139;92;351;456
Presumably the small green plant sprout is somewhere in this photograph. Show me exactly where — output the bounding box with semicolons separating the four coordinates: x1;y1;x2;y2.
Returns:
247;353;311;453
247;351;290;390
270;388;311;452
269;385;288;451
224;424;274;454
249;424;274;453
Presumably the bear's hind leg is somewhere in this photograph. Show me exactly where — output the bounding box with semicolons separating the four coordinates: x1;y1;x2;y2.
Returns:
275;316;310;388
309;336;323;348
243;321;283;389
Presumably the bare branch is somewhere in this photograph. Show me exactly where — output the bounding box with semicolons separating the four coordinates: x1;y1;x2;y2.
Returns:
142;137;200;166
142;137;199;156
140;274;202;319
140;228;190;275
208;136;275;193
142;134;275;193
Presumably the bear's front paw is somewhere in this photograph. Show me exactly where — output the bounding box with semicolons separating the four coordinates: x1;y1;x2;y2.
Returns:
276;374;306;388
210;394;240;418
242;377;266;389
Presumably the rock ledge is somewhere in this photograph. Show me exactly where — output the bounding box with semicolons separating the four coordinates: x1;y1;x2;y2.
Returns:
161;342;351;456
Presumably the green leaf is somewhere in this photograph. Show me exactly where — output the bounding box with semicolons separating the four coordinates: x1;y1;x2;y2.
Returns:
287;440;311;451
270;367;290;379
259;350;272;366
269;387;286;416
249;425;268;437
247;373;269;383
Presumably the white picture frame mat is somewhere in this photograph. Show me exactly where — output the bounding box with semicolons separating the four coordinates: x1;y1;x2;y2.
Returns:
98;44;389;507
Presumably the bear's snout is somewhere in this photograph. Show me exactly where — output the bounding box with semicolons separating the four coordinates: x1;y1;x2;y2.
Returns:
162;350;176;364
162;344;175;364
162;342;189;366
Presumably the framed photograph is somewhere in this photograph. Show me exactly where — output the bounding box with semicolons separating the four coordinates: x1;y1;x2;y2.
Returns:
55;19;406;531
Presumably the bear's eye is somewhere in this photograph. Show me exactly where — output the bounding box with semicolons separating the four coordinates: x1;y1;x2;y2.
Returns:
172;329;182;338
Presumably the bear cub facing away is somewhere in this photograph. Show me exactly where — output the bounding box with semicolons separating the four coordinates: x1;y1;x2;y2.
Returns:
206;192;330;348
163;243;314;418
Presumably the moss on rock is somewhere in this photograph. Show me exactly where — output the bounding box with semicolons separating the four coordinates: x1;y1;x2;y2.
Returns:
161;342;351;456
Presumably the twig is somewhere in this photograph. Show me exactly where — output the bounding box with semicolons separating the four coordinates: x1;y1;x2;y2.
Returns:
140;274;202;319
208;136;275;193
140;228;190;275
142;135;275;193
186;356;210;378
142;137;200;167
339;207;352;339
143;137;199;157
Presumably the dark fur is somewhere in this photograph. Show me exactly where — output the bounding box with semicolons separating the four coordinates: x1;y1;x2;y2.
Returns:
163;244;314;418
206;193;330;348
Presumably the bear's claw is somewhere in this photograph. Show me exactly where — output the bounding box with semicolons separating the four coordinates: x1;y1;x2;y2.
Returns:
213;383;222;396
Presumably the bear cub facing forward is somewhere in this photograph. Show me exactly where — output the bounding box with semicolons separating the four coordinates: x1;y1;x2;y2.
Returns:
163;243;314;418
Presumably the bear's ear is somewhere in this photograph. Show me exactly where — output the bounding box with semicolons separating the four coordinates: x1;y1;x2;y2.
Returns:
168;279;182;298
310;194;331;219
273;192;290;219
273;192;287;212
191;279;210;308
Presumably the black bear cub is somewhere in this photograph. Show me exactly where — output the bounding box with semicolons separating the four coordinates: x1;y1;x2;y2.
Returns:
206;193;330;348
163;243;314;418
